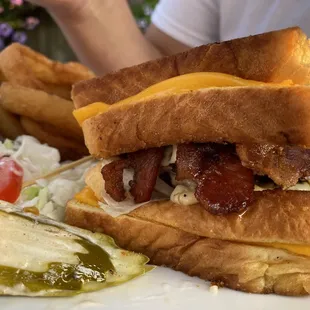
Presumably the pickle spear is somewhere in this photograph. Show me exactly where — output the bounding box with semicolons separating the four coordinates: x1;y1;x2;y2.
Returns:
0;201;151;296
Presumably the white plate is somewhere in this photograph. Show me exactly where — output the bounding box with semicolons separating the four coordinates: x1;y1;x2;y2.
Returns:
1;267;309;310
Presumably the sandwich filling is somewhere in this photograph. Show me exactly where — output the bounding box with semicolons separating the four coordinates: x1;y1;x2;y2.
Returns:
73;72;292;125
98;142;310;215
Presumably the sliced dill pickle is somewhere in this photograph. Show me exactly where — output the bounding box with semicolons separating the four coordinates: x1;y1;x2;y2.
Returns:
0;201;151;296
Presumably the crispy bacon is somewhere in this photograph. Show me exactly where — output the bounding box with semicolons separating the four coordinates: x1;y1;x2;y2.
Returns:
128;148;164;203
103;142;256;214
101;148;164;203
196;151;254;214
176;143;235;180
176;143;206;180
101;159;129;201
236;144;310;188
176;143;254;214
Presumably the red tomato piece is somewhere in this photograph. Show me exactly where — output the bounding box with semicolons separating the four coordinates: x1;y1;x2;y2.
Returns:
0;157;23;203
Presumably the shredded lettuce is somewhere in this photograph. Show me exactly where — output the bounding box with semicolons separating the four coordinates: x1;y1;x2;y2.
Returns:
0;136;61;181
19;167;94;221
2;135;95;222
21;186;40;201
0;140;14;156
3;139;14;150
18;163;95;221
36;187;49;210
18;197;39;209
12;136;60;181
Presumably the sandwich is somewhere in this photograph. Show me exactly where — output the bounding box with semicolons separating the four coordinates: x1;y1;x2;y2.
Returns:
66;27;310;296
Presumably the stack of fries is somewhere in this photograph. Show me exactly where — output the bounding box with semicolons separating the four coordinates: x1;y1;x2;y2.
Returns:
0;43;95;160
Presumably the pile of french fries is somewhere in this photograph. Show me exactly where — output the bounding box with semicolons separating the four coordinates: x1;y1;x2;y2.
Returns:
0;43;95;160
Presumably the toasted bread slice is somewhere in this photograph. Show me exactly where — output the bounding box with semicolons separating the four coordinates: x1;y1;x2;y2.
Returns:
0;43;94;100
81;86;310;158
72;27;310;108
66;198;310;296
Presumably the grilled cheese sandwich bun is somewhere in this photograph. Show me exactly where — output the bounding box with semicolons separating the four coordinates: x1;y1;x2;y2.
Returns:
79;85;310;158
72;26;310;108
67;27;310;295
72;27;310;158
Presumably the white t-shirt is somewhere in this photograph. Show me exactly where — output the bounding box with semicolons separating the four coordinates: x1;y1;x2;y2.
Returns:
151;0;310;47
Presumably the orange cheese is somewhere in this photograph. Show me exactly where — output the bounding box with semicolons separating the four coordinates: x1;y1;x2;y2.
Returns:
73;72;293;125
75;187;310;257
73;102;110;126
74;186;100;208
260;242;310;257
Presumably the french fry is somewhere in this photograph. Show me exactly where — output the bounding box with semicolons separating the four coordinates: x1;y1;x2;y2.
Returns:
0;43;95;100
20;117;89;161
0;83;83;140
0;105;25;139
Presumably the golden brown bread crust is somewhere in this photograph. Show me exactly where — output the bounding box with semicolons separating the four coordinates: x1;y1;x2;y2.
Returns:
85;164;310;245
82;86;310;158
66;200;310;295
72;27;310;108
20;117;88;161
0;83;83;139
0;43;94;100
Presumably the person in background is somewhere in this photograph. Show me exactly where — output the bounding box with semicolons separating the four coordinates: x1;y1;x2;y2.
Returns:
28;0;310;75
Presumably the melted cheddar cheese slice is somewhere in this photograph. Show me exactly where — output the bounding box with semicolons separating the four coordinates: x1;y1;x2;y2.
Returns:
74;186;99;208
73;72;293;125
75;186;310;257
260;242;310;257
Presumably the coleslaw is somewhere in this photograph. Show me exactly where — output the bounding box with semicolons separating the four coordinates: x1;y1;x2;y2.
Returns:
0;136;94;221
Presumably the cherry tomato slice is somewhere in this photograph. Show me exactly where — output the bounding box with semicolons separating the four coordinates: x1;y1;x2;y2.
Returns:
0;157;23;203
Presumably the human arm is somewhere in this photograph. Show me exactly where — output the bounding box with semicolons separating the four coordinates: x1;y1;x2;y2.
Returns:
27;0;216;74
40;0;164;74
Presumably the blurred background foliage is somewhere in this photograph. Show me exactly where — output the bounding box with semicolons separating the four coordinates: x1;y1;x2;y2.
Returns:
0;0;159;61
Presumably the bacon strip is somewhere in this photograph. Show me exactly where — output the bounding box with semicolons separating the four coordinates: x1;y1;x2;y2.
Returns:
103;143;255;213
176;143;254;214
128;148;164;203
176;143;205;180
236;144;310;188
101;148;164;203
101;160;129;202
